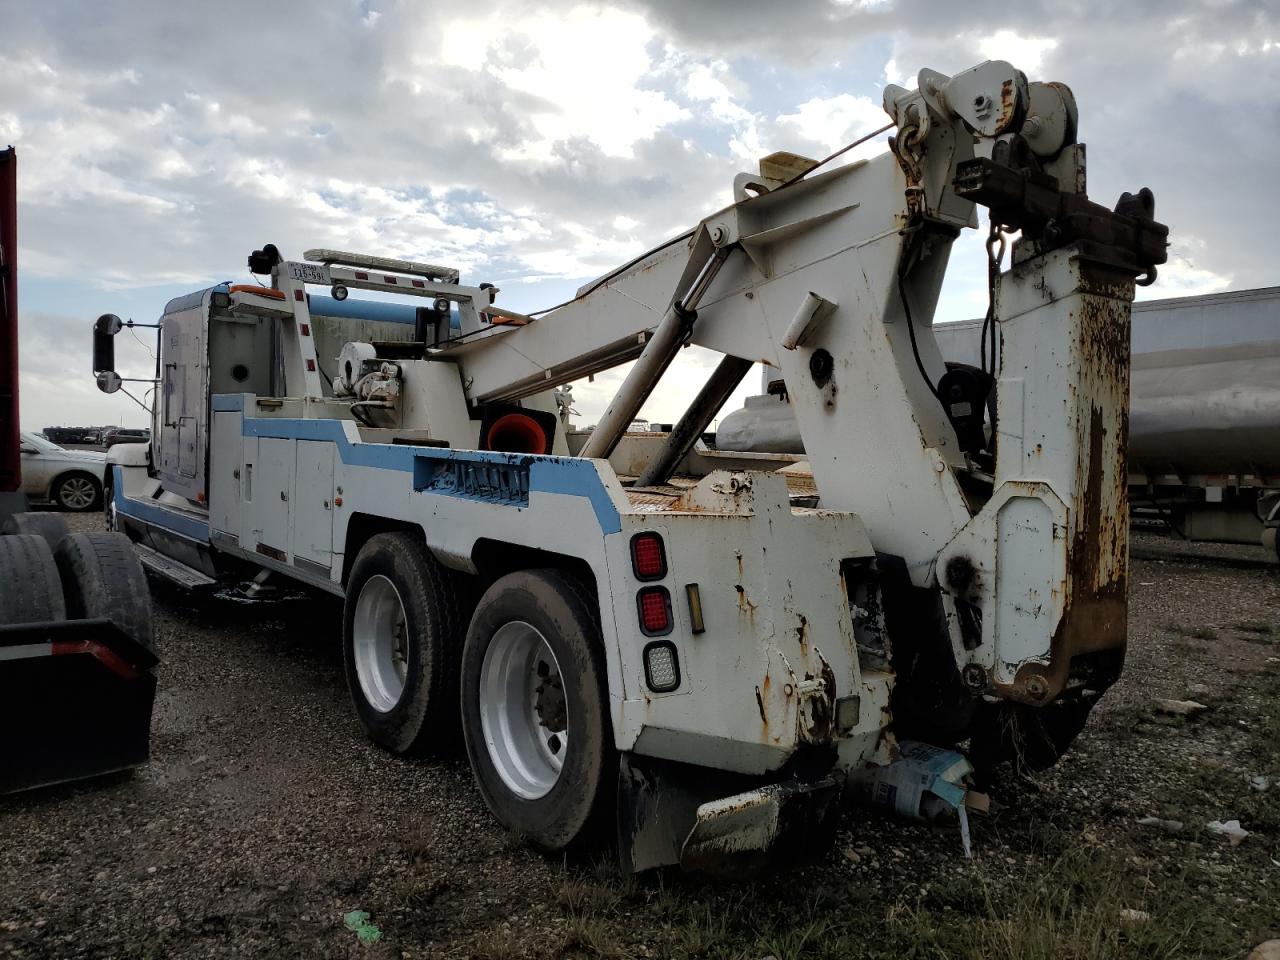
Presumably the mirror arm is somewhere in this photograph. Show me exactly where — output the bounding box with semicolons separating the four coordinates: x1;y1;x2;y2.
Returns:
117;386;153;416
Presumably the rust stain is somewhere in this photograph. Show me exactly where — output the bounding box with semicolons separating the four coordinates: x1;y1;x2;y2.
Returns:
999;78;1016;129
996;275;1132;705
798;658;838;744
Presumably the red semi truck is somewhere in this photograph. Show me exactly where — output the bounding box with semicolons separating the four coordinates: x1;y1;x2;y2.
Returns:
0;145;158;793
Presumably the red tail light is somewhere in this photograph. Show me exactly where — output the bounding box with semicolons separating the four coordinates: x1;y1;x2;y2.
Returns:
637;586;672;635
630;532;666;581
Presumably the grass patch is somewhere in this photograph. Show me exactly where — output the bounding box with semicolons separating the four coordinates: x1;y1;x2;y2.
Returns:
539;836;1255;960
1167;624;1219;641
1233;621;1275;636
887;847;1221;960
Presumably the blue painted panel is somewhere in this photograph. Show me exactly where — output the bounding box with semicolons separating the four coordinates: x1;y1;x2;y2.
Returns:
212;393;246;412
530;460;622;535
233;413;621;533
111;465;211;542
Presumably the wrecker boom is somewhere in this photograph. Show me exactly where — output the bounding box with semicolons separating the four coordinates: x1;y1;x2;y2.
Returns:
331;58;1167;712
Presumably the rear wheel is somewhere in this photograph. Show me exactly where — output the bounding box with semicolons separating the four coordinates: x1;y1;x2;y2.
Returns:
53;532;154;651
0;535;67;623
342;532;470;754
461;569;613;852
52;473;101;512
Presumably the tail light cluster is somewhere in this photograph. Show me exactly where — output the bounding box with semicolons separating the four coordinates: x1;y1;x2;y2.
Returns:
637;587;671;635
630;532;666;580
631;532;680;692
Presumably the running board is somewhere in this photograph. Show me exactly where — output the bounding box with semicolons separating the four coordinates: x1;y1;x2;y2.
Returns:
133;543;216;590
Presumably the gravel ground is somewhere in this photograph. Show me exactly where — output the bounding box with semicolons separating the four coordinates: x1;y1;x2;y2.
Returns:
2;517;1278;959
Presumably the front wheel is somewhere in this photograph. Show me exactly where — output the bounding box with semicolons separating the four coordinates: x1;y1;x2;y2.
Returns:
53;473;102;512
461;569;613;852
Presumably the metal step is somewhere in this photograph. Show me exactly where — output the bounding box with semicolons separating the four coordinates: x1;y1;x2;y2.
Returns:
133;543;216;590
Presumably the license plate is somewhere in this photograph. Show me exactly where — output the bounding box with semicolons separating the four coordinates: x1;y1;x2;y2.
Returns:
287;262;330;284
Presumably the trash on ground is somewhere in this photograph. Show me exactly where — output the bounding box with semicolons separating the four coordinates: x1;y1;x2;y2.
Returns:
1206;819;1250;845
1248;775;1270;792
343;910;383;945
850;740;984;858
1153;698;1209;717
1136;816;1184;833
1119;908;1151;925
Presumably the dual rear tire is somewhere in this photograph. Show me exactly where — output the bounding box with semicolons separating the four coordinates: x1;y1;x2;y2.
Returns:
0;522;154;650
341;534;612;850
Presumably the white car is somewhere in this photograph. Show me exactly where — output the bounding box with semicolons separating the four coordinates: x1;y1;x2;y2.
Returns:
19;431;107;512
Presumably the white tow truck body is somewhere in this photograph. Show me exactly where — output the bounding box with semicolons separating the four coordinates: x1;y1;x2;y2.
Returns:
98;59;1167;869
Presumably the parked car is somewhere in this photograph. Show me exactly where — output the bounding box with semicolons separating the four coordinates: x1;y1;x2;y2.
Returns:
103;428;150;449
42;426;103;445
19;431;106;511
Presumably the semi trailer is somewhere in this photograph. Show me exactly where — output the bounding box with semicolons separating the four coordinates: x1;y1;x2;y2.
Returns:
93;60;1167;868
0;146;157;795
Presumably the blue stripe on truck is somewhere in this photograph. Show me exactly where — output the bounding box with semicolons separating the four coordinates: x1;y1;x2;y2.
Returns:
212;394;622;534
111;465;211;542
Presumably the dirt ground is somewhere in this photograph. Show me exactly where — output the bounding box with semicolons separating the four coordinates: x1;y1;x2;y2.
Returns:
2;515;1278;959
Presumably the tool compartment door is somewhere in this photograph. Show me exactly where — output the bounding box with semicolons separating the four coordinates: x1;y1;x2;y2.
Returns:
292;441;335;572
209;412;242;537
254;437;294;557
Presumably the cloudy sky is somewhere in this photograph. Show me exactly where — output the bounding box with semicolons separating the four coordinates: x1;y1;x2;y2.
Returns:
3;0;1275;431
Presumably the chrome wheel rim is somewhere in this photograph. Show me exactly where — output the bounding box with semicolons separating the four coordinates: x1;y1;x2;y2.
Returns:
60;477;96;510
479;621;568;800
353;575;409;713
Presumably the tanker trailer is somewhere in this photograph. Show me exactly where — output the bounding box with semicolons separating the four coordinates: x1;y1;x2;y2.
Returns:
717;286;1280;558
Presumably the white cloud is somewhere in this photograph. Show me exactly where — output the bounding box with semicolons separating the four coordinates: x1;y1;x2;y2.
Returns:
776;93;886;151
977;30;1058;73
438;5;689;161
3;0;1277;431
1142;236;1233;300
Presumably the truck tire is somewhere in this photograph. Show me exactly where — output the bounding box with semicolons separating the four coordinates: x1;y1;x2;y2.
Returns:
461;568;613;852
0;535;67;623
342;532;470;754
53;532;155;652
0;512;71;548
51;472;103;512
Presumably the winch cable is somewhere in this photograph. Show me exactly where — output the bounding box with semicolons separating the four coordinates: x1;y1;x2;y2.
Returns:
426;120;898;353
510;121;897;325
898;231;941;401
979;220;1006;376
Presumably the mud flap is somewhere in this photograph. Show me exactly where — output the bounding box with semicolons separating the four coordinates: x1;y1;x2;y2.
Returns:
616;754;841;873
0;618;157;794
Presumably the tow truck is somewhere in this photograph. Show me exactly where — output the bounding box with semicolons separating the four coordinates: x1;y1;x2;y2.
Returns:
93;61;1167;869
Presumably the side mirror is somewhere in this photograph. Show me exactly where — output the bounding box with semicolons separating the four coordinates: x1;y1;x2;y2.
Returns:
96;370;123;394
93;313;122;378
